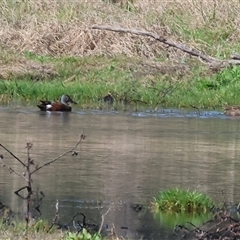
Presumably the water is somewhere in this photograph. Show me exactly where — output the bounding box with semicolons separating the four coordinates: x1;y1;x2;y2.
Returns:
0;106;240;239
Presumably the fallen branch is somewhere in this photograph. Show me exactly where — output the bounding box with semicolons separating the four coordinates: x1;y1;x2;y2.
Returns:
91;25;240;68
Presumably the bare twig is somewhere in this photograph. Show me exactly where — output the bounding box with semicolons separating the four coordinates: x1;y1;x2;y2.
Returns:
14;186;31;199
0;157;29;182
25;142;33;190
109;223;118;239
1;132;85;236
67;212;86;227
47;199;59;233
0;143;26;167
34;190;45;216
30;132;85;175
98;207;111;235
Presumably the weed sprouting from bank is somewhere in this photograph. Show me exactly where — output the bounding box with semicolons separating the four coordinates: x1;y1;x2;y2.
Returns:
152;188;240;239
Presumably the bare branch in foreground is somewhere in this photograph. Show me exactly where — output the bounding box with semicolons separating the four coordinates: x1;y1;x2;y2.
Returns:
0;143;26;167
30;132;85;175
0;155;29;182
91;25;240;67
98;207;111;235
14;186;32;199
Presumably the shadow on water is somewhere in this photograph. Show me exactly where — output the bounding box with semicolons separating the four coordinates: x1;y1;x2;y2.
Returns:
1;106;240;239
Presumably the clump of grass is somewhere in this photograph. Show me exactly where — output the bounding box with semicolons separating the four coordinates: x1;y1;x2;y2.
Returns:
153;188;214;214
0;219;57;239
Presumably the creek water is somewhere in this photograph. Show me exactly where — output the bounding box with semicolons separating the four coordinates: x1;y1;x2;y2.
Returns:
0;106;240;239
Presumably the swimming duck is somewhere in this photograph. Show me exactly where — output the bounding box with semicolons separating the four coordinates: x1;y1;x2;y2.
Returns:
37;94;77;112
98;93;114;104
224;105;240;116
103;93;114;104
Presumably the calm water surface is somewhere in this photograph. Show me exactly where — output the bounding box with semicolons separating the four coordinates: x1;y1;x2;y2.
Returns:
1;106;240;239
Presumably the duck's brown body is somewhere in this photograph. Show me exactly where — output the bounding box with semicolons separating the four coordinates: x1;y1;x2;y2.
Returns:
37;95;77;112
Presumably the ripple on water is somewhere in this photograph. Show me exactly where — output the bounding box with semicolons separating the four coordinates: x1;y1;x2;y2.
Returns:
0;105;229;119
132;108;228;119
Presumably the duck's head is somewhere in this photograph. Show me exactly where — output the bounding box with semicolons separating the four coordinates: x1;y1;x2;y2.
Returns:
60;95;77;105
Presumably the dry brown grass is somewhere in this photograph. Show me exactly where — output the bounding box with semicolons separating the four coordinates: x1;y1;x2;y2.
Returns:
0;46;58;79
0;0;239;60
0;59;58;80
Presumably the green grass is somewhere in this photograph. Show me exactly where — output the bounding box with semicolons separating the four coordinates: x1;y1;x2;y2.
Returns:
1;52;240;110
153;188;214;214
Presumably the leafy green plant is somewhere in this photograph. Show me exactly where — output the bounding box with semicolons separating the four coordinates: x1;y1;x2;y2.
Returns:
65;229;102;240
216;66;240;87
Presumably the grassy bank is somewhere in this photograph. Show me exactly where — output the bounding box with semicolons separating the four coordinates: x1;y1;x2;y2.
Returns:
1;52;240;109
1;0;240;109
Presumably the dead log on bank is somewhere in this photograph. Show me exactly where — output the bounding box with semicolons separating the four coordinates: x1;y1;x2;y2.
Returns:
91;25;240;70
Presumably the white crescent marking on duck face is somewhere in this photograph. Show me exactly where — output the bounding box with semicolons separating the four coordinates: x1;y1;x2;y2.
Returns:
46;104;52;109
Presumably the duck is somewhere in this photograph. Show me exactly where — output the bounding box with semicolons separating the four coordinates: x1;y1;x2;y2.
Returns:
98;93;114;104
37;94;77;112
224;105;240;116
103;93;114;104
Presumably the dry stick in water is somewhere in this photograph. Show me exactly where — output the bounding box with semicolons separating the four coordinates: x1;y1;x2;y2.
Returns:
47;199;59;233
98;207;111;235
91;25;240;67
